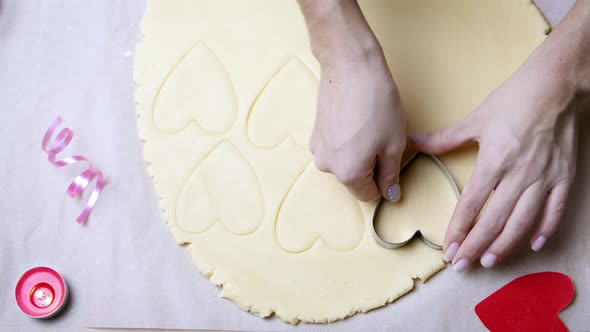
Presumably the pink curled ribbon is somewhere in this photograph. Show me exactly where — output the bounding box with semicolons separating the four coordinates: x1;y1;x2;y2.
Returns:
42;116;105;223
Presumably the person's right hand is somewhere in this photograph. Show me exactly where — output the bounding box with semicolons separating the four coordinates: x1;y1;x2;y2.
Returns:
298;0;406;202
310;51;406;202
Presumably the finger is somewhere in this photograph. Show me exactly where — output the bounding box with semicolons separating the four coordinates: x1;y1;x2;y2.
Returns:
313;147;381;202
375;149;403;202
344;171;381;202
530;180;572;252
443;155;501;260
452;176;525;272
409;115;478;155
479;181;545;268
333;156;381;202
309;131;319;155
313;151;331;173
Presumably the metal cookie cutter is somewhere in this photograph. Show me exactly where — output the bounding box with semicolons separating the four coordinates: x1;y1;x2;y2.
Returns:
371;152;461;250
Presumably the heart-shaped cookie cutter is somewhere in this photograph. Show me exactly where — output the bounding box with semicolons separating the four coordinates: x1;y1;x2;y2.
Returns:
371;152;460;250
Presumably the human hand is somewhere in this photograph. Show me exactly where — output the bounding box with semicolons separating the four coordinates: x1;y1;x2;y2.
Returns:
310;53;406;202
298;0;406;202
410;7;590;271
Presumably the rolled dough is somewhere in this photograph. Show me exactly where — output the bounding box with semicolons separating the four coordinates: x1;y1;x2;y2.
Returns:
374;154;458;248
135;0;549;324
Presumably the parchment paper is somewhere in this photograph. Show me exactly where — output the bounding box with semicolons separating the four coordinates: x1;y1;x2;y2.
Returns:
1;1;588;331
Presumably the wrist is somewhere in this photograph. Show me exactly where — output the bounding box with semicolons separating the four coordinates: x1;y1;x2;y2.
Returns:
539;1;590;95
313;34;383;68
298;0;383;66
522;27;589;116
554;27;590;96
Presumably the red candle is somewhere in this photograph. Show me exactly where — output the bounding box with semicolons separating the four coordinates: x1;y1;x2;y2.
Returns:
15;267;68;318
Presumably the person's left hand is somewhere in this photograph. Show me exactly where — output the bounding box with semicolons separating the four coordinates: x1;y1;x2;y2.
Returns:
410;42;589;272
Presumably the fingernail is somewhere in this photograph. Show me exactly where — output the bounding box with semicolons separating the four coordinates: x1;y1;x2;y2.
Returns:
480;253;497;268
387;184;401;202
409;132;428;143
532;236;546;252
453;259;469;273
444;242;459;261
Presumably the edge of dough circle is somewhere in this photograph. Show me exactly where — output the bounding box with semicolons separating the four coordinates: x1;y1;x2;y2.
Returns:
135;0;549;325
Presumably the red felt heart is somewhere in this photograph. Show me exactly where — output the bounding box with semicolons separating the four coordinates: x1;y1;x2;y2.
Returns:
475;272;575;332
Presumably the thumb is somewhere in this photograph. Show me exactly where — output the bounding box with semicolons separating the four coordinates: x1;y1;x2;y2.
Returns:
409;117;477;155
375;150;403;202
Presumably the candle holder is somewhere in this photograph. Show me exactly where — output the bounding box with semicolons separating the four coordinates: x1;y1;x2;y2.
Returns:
15;266;68;319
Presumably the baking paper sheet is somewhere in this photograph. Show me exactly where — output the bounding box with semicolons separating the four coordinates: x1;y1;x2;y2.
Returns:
1;0;588;331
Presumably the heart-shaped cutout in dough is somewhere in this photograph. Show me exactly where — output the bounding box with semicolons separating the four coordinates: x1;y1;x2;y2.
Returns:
176;141;264;235
275;162;364;253
153;43;237;133
247;58;318;148
373;154;459;249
